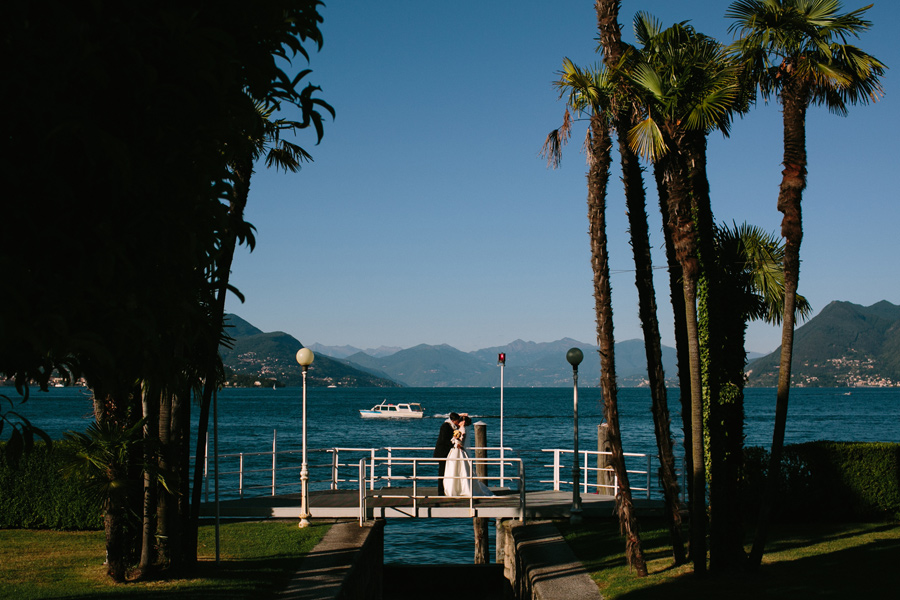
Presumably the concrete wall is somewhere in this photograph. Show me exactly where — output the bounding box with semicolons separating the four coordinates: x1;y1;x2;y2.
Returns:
292;518;602;600
499;519;603;600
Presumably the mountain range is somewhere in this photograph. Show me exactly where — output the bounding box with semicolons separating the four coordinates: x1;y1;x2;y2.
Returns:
746;300;900;387
339;339;678;388
222;300;900;388
220;315;400;388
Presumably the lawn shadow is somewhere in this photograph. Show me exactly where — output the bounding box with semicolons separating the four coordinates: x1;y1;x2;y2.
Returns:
613;534;900;600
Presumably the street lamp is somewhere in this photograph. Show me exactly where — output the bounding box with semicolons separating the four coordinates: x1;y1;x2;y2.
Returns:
296;347;315;528
566;347;584;524
498;352;506;488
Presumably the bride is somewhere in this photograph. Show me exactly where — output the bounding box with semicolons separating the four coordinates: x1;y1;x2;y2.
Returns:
443;415;493;497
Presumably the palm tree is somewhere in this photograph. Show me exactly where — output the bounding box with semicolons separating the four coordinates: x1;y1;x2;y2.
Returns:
626;14;741;574
702;222;812;569
594;0;686;566
64;419;146;582
725;0;886;568
188;95;334;561
543;57;648;576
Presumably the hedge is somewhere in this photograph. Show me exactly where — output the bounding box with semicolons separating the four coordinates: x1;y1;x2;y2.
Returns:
0;441;103;530
743;441;900;522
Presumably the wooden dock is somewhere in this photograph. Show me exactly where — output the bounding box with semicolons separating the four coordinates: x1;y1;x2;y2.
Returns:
199;488;664;521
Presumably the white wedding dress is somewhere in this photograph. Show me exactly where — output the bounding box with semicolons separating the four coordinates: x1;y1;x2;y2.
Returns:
442;424;493;497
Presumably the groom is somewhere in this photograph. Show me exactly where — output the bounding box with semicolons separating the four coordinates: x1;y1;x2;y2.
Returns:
433;412;460;496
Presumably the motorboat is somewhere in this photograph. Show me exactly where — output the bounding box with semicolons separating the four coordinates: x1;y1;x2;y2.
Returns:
359;401;425;419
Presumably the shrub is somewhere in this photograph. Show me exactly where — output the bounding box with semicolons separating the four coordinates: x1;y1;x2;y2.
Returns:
742;441;900;522
0;441;103;529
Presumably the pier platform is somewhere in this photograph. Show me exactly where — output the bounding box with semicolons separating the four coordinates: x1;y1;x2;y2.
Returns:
199;488;664;521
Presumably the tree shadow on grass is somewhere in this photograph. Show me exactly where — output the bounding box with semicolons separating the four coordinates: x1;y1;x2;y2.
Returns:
56;555;306;599
615;534;900;600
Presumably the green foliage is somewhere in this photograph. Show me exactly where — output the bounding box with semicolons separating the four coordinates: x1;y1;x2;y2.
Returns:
0;441;103;530
0;393;52;468
62;419;147;513
743;442;900;522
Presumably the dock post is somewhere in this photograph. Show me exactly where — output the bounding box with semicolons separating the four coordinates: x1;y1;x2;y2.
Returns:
597;423;614;495
495;518;506;565
474;422;489;564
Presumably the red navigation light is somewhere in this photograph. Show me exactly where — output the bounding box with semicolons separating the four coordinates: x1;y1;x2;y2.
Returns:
498;353;506;365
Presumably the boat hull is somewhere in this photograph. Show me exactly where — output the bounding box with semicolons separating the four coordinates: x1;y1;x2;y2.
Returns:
359;410;424;419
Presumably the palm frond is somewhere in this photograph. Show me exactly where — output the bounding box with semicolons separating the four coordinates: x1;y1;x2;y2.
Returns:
627;116;667;161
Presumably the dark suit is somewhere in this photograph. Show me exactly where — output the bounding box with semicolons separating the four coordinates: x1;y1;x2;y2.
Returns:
433;420;455;496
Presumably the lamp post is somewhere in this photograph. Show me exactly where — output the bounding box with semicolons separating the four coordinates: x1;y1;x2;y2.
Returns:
566;347;584;524
296;347;315;528
498;352;505;488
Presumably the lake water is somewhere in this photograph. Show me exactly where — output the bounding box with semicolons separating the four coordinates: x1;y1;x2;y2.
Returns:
9;385;900;563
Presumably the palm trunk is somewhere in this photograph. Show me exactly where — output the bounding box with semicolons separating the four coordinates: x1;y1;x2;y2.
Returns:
157;389;173;567
662;135;706;575
171;386;191;569
654;162;693;499
588;111;648;576
92;385;138;582
618;128;685;565
188;153;253;561
749;84;807;569
139;381;159;575
688;134;745;571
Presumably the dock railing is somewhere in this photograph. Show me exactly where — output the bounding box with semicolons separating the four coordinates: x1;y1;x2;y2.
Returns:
541;448;685;500
195;433;676;502
196;436;523;501
358;453;526;525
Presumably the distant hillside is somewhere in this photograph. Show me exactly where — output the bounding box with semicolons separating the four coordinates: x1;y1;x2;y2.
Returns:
346;344;495;387
221;315;401;388
343;338;678;388
747;300;900;387
308;342;403;359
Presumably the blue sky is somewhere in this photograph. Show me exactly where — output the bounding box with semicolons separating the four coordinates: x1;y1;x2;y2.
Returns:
225;0;899;356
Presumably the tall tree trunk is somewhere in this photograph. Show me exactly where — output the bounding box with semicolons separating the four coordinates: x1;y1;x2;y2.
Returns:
157;390;173;568
139;382;159;575
588;111;648;576
188;153;254;561
595;0;671;569
688;134;744;572
618;132;685;565
717;308;748;569
92;384;139;582
662;134;706;575
749;85;808;570
171;386;191;570
654;162;693;505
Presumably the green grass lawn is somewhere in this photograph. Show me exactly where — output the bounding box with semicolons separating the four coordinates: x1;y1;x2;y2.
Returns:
559;518;900;599
0;520;330;599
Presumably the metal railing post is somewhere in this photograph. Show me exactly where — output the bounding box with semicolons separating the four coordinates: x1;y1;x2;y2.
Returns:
369;449;376;490
272;429;277;496
518;459;526;521
646;454;652;500
553;450;561;491
583;451;590;495
387;448;393;488
359;458;366;526
412;458;418;512
331;449;338;490
204;433;209;503
239;453;244;497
